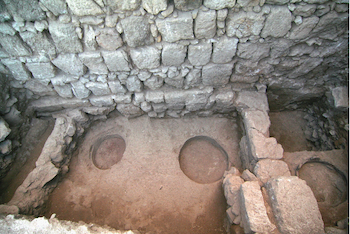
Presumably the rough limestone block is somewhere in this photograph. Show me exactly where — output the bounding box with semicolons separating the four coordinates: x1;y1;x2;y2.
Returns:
53;84;73;98
106;0;141;11
331;87;349;109
236;0;259;7
162;43;187;66
0;205;19;214
234;91;269;112
126;76;143;92
130;46;160;70
164;90;187;104
242;109;270;136
71;81;91;99
95;28;123;51
195;10;216;39
145;90;164;103
212;36;238;64
202;63;233;86
112;94;132;104
102;50;130;72
237;42;270;62
89;95;114;107
174;0;202;11
78;52;108;74
266;177;325;234
117;104;143;117
3;0;45;21
293;4;317;17
0;117;11;142
289;16;319;40
85;82;111;96
39;0;68;16
185;87;213;111
83;25;97;51
0;23;16;36
240;181;276;233
19;31;56;57
108;80;126;94
223;175;244;213
203;0;236;10
226;11;265;38
26;62;56;81
184;68;201;88
247;129;284;160
1;59;31;82
52;54;86;76
261;6;292;38
66;0;103;16
121;16;153;47
156;12;194;42
214;90;235;110
188;42;212;66
24;80;55;95
142;0;167;14
254;159;291;184
0;34;32;57
144;76;164;90
49;21;83;53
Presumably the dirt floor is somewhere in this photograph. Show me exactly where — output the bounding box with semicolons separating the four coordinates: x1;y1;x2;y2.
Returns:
45;116;241;234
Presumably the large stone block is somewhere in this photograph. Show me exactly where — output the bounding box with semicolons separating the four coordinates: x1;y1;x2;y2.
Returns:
145;90;164;103
53;84;73;98
24;79;55;95
237;42;270;62
0;23;15;35
102;50;130;72
261;6;292;38
89;95;114;107
266;177;325;234
121;16;153;47
212;36;238;64
188;42;212;66
108;80;126;94
78;52;108;74
26;62;56;81
20;31;56;57
95;28;123;51
130;46;160;70
162;43;187;66
240;181;276;233
106;0;141;11
39;0;68;16
254;159;291;184
142;0;167;14
185;87;213;111
203;0;236;10
28;96;90;112
202;63;233;86
156;12;194;42
117;104;143;117
66;0;103;16
226;11;265;38
0;34;32;57
234;91;269;112
85;82;111;96
195;10;216;39
242;109;270;136
126;76;143;92
289;16;320;40
1;59;31;82
71;81;91;99
49;22;83;53
3;0;45;21
52;54;86;76
184;68;201;88
174;0;202;11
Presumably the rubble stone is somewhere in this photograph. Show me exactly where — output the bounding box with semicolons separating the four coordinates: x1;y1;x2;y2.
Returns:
0;117;11;142
108;80;126;94
253;159;291;184
195;10;216;39
174;0;202;11
130;46;160;70
242;109;270;136
3;0;45;21
26;62;56;81
66;0;103;16
52;54;86;76
203;0;236;10
142;0;167;15
162;43;187;66
202;63;233;86
89;95;114;107
39;0;68;16
102;50;130;72
234;91;269;112
226;11;265;38
117;104;143;117
1;59;31;82
95;28;123;51
85;82;110;96
78;52;108;74
237;42;270;62
331;87;349;109
212;36;238;64
0;34;32;57
121;16;153;47
188;42;212;66
289;16;319;40
48;21;83;53
107;0;141;11
19;31;56;57
261;6;293;38
241;169;258;181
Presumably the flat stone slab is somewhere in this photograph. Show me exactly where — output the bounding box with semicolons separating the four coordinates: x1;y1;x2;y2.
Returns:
266;176;325;234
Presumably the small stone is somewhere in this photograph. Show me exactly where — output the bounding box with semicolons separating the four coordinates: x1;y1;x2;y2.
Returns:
117;104;143;117
126;76;143;92
142;0;167;15
174;0;202;11
71;81;91;99
105;14;119;27
0;117;11;142
102;50;130;72
90;95;114;107
241;169;258;181
130;46;160;70
161;4;174;17
34;20;48;32
108;80;126;94
331;87;349;109
144;75;164;90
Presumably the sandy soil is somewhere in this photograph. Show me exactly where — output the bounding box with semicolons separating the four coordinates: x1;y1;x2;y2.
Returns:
45;116;241;234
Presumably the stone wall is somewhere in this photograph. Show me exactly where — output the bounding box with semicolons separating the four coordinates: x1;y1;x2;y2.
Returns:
0;0;348;117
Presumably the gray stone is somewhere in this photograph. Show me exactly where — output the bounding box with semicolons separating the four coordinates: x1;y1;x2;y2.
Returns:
174;0;202;11
241;169;258;181
266;177;325;234
108;80;126;94
162;43;187;66
144;75;164;90
288;57;323;79
26;62;56;83
24;80;55;95
185;87;213;111
102;50;130;72
3;0;45;21
106;0;141;11
95;28;123;51
223;175;244;209
112;94;132;104
203;0;236;10
242;109;270;136
66;0;103;16
226;11;265;38
234;91;269;112
141;101;152;112
48;22;83;53
156;12;194;42
217;9;228;21
142;0;167;14
82;106;115;115
237;42;270;62
312;11;348;40
335;4;349;13
261;6;292;38
152;103;167;113
213;90;235;111
161;4;174;17
188;42;212;66
138;70;152;81
240;181;276;233
89;95;114;107
79;16;104;25
293;4;317;17
105;14;119;28
117;104;143;117
212;36;238;64
146;91;164;103
164;90;187;104
83;25;97;51
289;16;319;40
202;63;233;86
71;81;91;99
237;0;259;7
265;0;289;4
1;59;31;82
325;227;348;234
184;68;201;88
130;46;160;70
165;75;184;88
19;31;56;57
28;96;90;112
121;16;153;47
126;76;143;92
39;0;67;16
331;87;349;109
78;52;108;74
52;54;86;76
253;159;291;184
0;117;10;142
0;34;32;57
53;84;73;98
195;10;216;39
85;82;110;96
0;23;15;35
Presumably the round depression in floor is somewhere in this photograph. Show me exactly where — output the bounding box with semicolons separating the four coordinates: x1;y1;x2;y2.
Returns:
91;135;126;170
179;136;229;184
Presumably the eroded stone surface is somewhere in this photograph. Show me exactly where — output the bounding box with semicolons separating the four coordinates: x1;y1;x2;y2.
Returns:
254;159;291;183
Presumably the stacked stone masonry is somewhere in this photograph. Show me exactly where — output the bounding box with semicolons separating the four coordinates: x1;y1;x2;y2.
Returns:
0;0;348;117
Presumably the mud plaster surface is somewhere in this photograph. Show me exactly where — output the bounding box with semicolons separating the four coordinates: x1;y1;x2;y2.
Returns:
46;116;241;234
